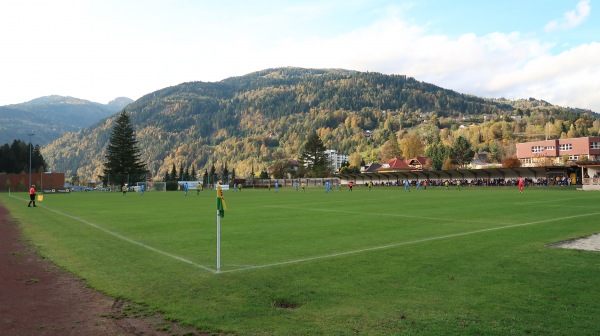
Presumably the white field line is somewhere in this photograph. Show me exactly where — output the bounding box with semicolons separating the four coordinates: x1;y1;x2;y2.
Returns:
517;197;589;205
536;204;599;209
219;210;600;273
11;194;597;274
264;205;510;226
32;202;218;274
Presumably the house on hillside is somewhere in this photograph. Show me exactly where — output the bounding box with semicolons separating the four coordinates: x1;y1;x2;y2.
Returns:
376;158;413;173
360;162;381;173
405;157;429;170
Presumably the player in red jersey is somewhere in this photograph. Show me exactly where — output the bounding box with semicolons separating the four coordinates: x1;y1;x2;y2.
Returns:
517;176;525;193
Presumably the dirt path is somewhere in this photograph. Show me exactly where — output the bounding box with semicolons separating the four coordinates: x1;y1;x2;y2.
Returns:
0;204;204;336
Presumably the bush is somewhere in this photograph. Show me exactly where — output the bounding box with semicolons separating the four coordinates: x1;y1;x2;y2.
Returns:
166;180;179;191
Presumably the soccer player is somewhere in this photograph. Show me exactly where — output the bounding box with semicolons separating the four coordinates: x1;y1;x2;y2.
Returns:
456;180;461;190
140;183;145;196
349;181;353;191
28;184;37;207
122;184;128;196
518;176;525;193
184;182;189;196
404;180;410;192
325;181;330;193
275;181;279;193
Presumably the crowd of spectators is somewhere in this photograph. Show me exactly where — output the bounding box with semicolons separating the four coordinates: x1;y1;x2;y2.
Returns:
356;177;577;188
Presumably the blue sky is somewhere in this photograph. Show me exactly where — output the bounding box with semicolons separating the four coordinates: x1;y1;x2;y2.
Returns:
1;0;598;112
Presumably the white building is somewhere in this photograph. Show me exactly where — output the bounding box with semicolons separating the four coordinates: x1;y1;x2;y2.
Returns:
325;149;349;172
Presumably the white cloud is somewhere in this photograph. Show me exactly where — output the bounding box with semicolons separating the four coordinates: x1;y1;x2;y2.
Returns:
269;15;600;112
0;1;598;113
544;0;591;32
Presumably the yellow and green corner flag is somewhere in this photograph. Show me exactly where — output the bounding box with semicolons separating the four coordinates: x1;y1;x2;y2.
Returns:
216;184;227;218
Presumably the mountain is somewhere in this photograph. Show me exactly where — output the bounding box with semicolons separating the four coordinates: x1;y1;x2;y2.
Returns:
40;67;598;182
0;95;133;145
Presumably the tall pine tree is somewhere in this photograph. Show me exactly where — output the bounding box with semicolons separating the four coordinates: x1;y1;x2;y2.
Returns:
298;132;331;177
103;111;146;187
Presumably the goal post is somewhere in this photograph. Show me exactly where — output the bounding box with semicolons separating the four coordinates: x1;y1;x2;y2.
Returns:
136;181;167;192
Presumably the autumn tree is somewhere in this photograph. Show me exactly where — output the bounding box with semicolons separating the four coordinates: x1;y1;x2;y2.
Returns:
348;152;363;168
103;111;146;187
399;133;424;158
270;159;295;179
379;133;402;162
502;157;522;168
442;157;454;170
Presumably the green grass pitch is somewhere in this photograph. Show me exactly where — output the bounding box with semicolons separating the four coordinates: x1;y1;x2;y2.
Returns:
2;185;600;335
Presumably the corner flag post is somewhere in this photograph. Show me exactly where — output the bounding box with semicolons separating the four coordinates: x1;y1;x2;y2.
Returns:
217;208;221;272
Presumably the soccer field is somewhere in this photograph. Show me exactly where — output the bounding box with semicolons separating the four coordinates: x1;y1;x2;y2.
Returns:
2;186;600;335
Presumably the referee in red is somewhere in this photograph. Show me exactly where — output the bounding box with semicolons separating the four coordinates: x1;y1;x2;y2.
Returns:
28;184;37;207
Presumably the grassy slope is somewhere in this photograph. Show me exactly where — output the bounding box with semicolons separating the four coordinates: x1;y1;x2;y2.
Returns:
1;186;599;335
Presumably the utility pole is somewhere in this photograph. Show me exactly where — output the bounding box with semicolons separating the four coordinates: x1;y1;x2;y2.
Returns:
28;132;34;188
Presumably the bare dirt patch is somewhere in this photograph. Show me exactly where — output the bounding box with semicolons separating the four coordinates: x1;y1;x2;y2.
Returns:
0;204;206;336
549;233;600;252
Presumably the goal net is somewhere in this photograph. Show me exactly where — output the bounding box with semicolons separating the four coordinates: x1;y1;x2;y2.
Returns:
136;181;167;192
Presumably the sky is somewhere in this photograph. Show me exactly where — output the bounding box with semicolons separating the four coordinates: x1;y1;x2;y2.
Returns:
1;0;599;112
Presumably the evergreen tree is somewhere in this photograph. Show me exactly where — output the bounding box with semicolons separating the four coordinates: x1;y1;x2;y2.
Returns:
425;141;449;170
178;163;184;181
209;164;216;185
169;164;177;181
190;166;197;181
298;132;330;177
203;169;208;186
0;140;46;174
222;163;229;183
231;167;236;181
450;136;475;168
31;145;47;173
183;167;189;181
103;111;146;187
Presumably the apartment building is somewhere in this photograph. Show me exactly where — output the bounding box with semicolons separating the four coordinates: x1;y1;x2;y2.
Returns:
516;136;600;166
325;149;349;172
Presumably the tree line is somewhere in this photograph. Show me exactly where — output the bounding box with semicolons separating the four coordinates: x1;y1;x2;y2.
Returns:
42;67;599;183
0;140;47;174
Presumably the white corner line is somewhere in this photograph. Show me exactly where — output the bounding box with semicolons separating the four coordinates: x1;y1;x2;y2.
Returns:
220;211;600;273
10;194;217;274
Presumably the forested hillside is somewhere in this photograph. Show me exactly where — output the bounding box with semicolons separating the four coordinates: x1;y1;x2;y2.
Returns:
0;95;132;145
41;67;599;183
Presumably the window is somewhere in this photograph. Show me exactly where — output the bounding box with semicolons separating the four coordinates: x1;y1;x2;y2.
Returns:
546;146;555;150
531;146;544;153
591;142;600;149
559;143;572;151
568;155;579;161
